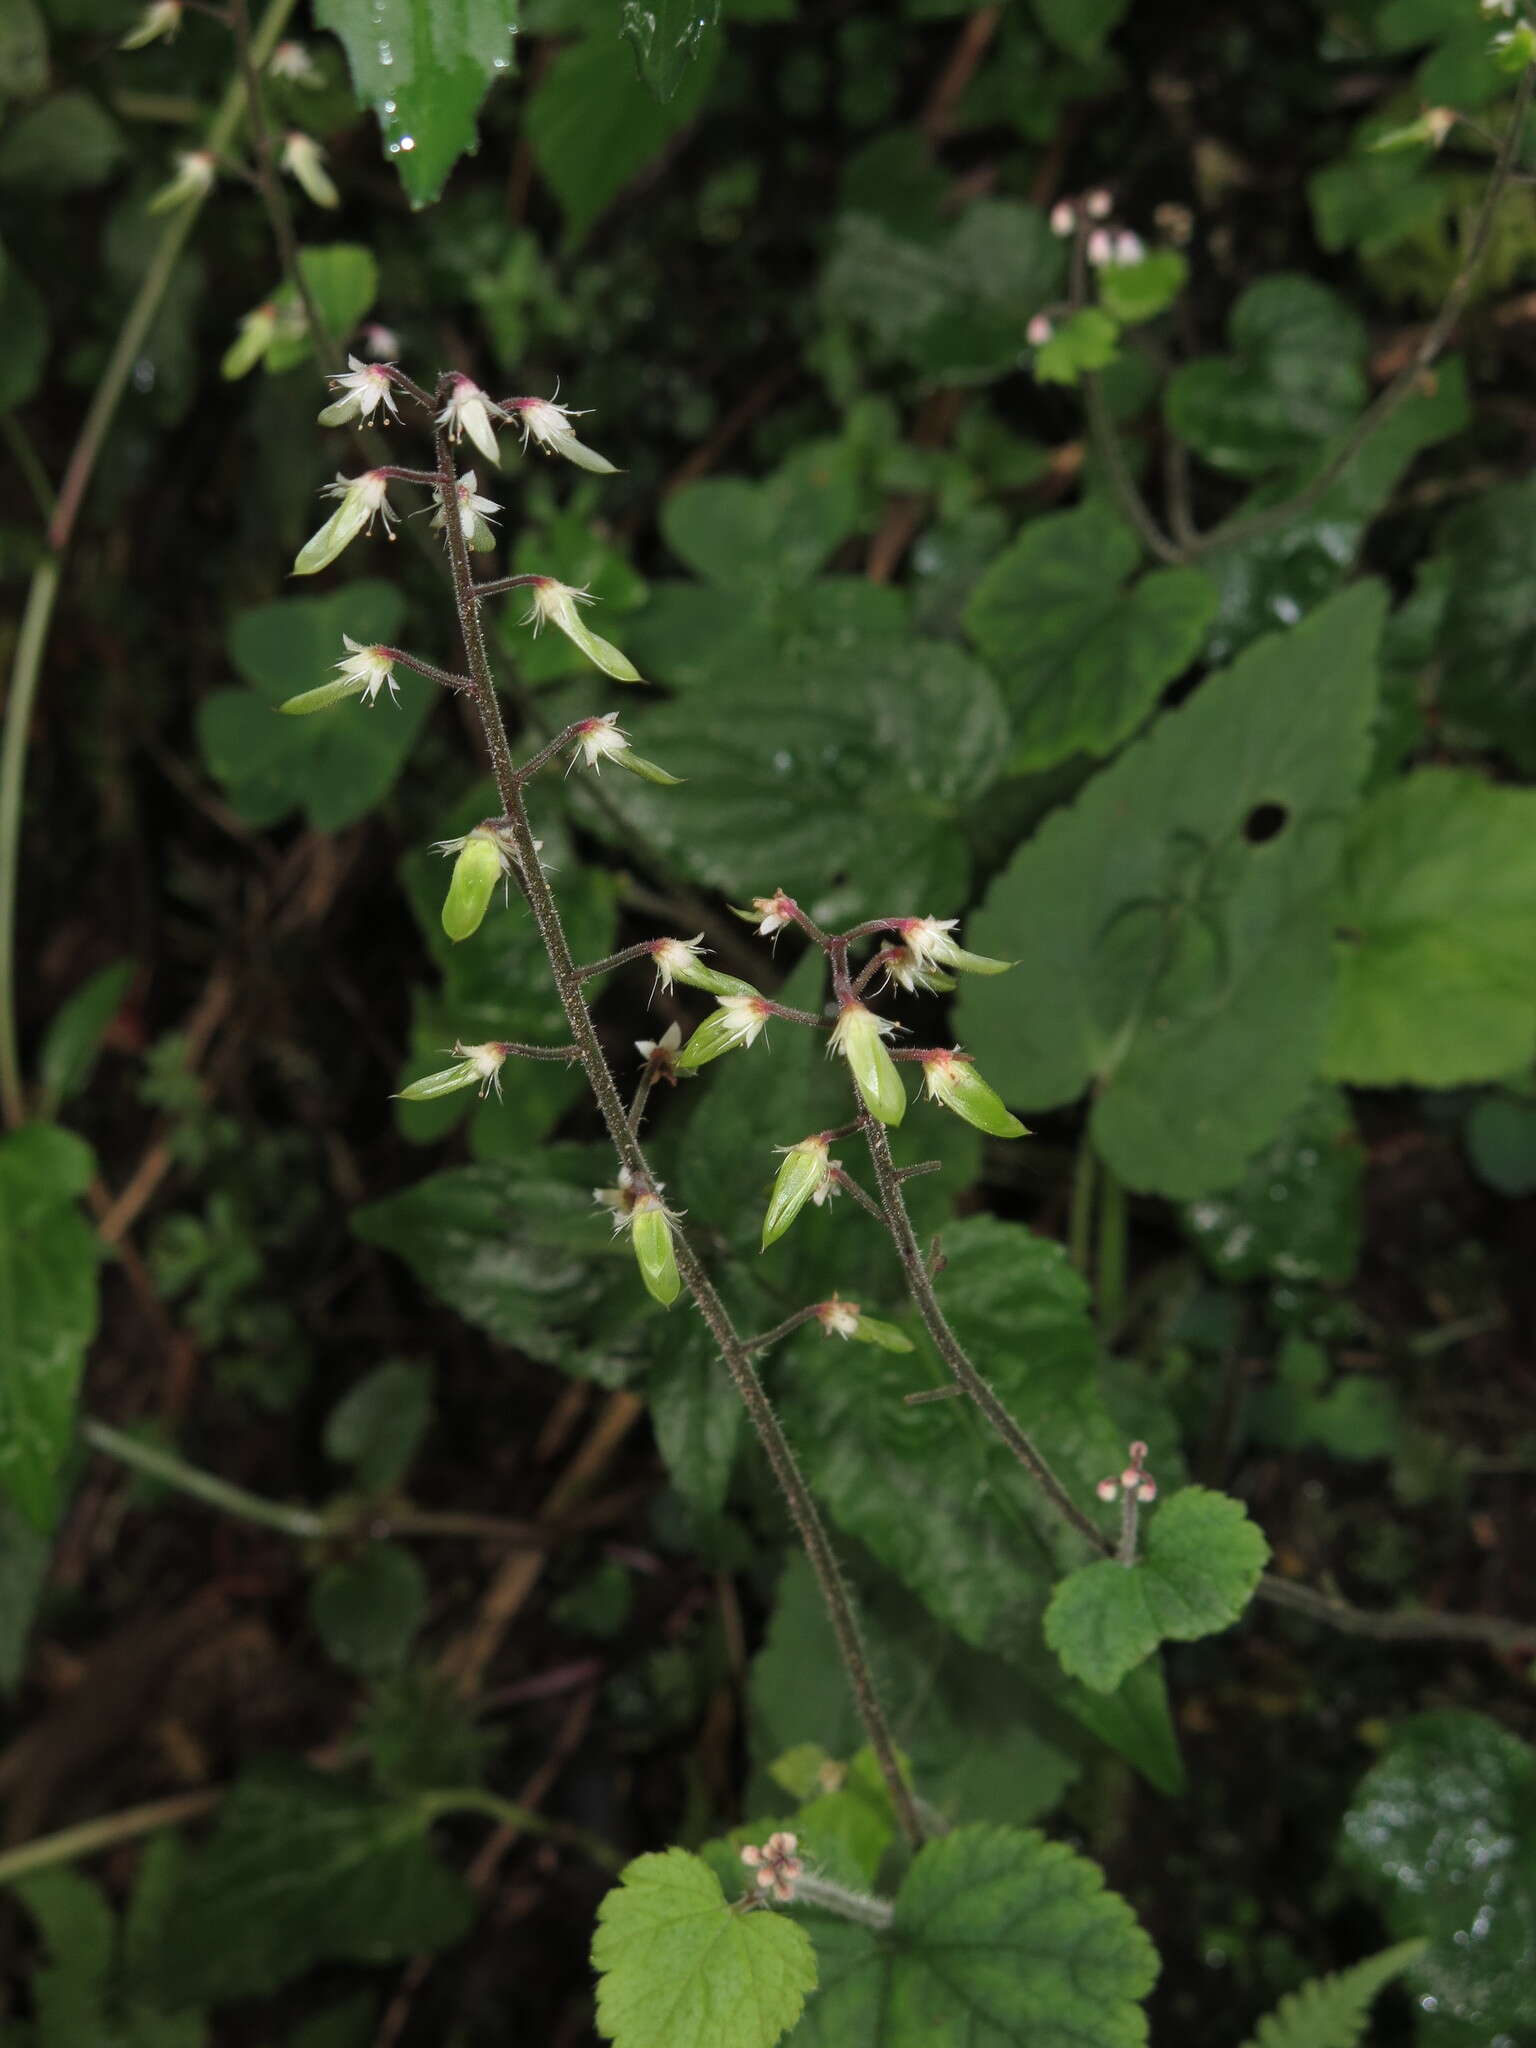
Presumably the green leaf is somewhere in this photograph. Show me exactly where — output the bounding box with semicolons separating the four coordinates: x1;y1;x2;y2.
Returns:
0;250;48;413
776;1214;1182;1787
35;960;132;1116
959;583;1385;1197
0;1495;49;1691
324;1361;433;1494
1030;0;1129;58
0;90;125;192
660;446;863;596
1237;1940;1426;2048
265;245;380;371
1044;1486;1270;1693
13;1869;114;2047
1165;276;1366;476
199;583;432;832
963;504;1216;772
1434;473;1536;771
647;1315;742;1511
622;0;723;97
1034;306;1120;385
1340;1711;1536;2043
1464;1094;1536;1197
823;201;1064;384
315;0;518;208
752;1553;1081;1834
1181;1085;1363;1286
0;0;48;106
528;24;719;243
1325;769;1536;1086
159;1764;474;2002
584;636;1007;925
592;1848;816;2048
786;1823;1157;2047
1099;250;1187;325
0;1125;100;1530
310;1543;428;1675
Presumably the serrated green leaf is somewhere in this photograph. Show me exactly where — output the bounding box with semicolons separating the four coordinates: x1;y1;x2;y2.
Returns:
315;0;518;208
958;584;1384;1197
1325;769;1536;1085
324;1361;433;1494
661;444;863;596
1340;1711;1536;2042
1034;306;1120;385
14;1869;114;2048
964;504;1216;772
592;1848;816;2048
1044;1487;1270;1693
647;1315;742;1510
786;1823;1157;2047
1181;1085;1363;1286
528;25;719;242
199;584;431;832
1237;1939;1426;2048
160;1764;474;2002
1099;249;1187;324
310;1542;428;1675
1165;275;1366;475
0;1125;100;1530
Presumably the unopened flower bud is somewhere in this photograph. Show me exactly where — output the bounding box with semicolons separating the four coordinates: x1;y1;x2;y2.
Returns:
920;1049;1029;1139
732;891;796;937
294;470;397;575
676;993;774;1070
520;578;642;683
281;131;338;208
650;936;757;999
507;395;617;474
439;826;508;942
630;1192;680;1307
269;39;323;85
761;1135;833;1250
814;1296;914;1350
569;714;681;785
221;302;279;381
1026;313;1054;347
1085;187;1114;219
829;1002;905;1126
397;1040;508;1102
437;374;506;466
120;0;181;50
1049;200;1075;236
740;1832;802;1904
147;148;216;215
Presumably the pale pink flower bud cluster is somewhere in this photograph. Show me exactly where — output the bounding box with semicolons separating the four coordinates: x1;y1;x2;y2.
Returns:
740;1832;803;1903
1095;1439;1157;1504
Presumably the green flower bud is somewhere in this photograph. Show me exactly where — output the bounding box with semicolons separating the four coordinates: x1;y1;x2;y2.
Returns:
221;302;279;381
921;1050;1029;1139
829;1002;905;1126
1494;21;1536;71
676;994;773;1071
849;1314;915;1352
630;1193;680;1307
815;1297;914;1350
396;1041;508;1102
761;1135;833;1251
651;936;759;1000
441;829;505;943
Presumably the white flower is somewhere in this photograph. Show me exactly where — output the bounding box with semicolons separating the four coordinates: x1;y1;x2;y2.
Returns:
1085;187;1113;219
431;470;499;551
147;148;216;215
1113;229;1145;266
570;712;631;771
1049;200;1075;236
293;470;397;575
268;39;323;84
520;578;642;682
334;635;398;706
507;396;617;475
1086;227;1113;267
360;322;402;361
742;891;795;936
1026;313;1054;347
318;355;400;429
121;0;182;49
281;131;338;209
454;1040;508;1099
714;992;772;1049
635;1021;684;1065
888;915;1014;991
437;376;506;466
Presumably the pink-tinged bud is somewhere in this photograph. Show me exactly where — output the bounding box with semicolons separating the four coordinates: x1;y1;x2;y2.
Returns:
740;1832;803;1903
1086;228;1113;267
813;1296;913;1350
1049;200;1075;236
1137;1479;1157;1503
1096;1478;1119;1503
649;937;757;1000
921;1050;1029;1139
1027;313;1054;347
1085;187;1114;219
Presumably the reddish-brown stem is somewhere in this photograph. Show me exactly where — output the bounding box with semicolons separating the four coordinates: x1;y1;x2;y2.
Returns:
382;648;472;693
576;941;661;983
429;390;923;1850
742;1305;825;1356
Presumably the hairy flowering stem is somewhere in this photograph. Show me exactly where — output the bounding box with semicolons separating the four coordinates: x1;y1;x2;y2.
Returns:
742;1305;827;1356
429;394;923;1850
857;1107;1111;1557
381;648;473;694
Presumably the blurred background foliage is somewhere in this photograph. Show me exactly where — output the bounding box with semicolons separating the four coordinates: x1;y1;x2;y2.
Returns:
1;0;1536;2041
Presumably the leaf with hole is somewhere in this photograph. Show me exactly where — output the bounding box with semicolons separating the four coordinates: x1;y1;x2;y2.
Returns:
958;583;1384;1197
